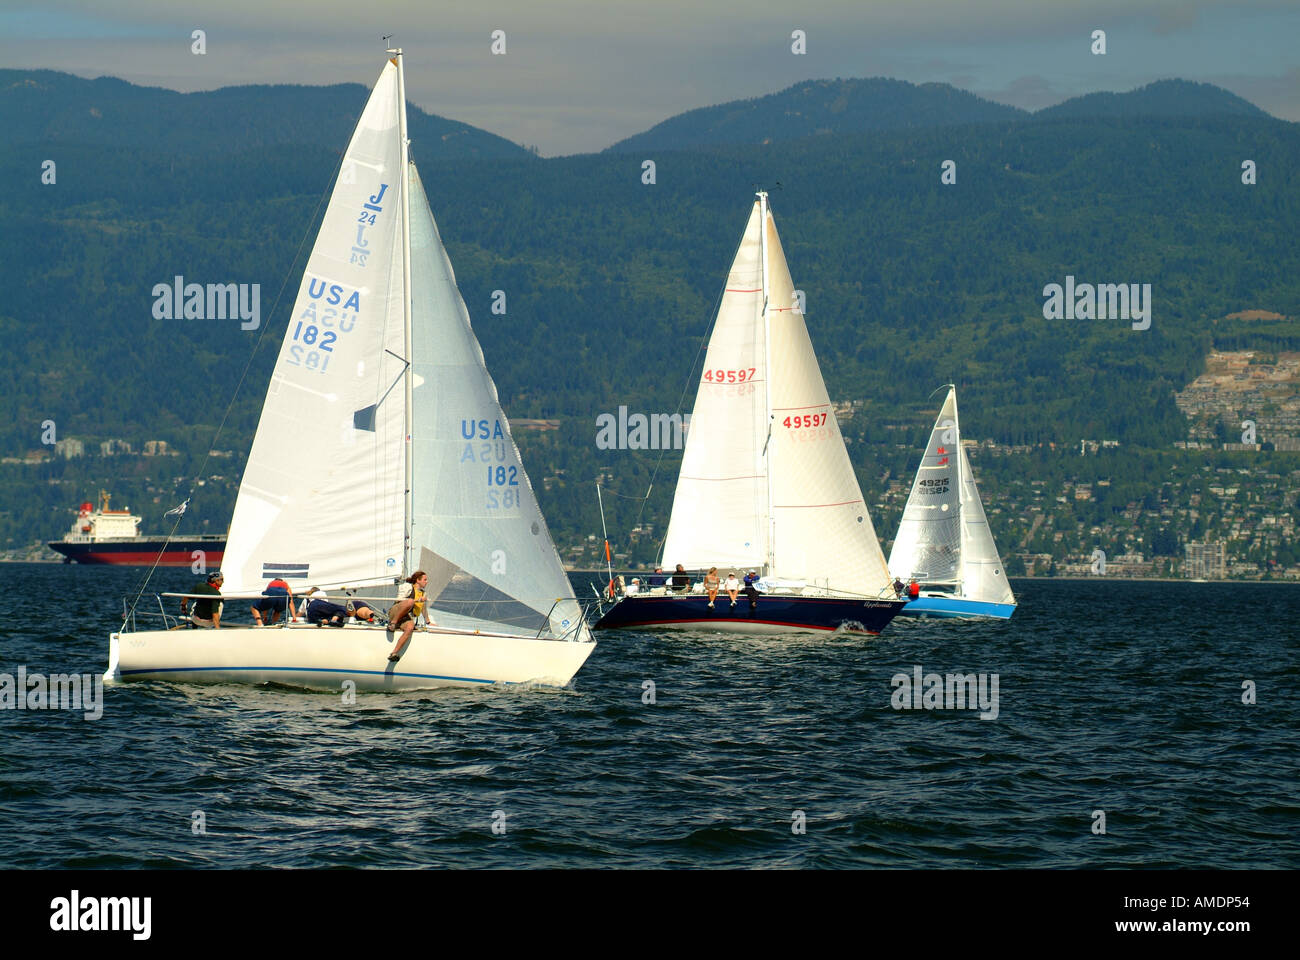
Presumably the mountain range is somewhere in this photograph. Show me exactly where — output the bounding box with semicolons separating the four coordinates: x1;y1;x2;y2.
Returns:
0;68;1296;556
2;71;1277;159
0;69;535;159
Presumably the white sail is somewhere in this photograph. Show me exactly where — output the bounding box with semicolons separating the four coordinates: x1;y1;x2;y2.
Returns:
763;210;893;594
660;203;768;572
958;443;1015;604
405;166;585;640
660;195;893;597
223;61;407;593
889;389;962;585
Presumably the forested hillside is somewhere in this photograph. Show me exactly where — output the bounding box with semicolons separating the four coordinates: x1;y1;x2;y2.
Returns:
0;69;535;158
2;71;1298;562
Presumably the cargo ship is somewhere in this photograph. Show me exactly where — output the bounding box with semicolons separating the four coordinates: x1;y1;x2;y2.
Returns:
48;491;225;566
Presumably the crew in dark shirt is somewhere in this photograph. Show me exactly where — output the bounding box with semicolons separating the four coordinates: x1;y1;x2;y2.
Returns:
181;571;224;628
670;564;690;592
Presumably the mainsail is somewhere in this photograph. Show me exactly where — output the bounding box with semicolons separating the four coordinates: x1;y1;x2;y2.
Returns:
660;203;768;572
660;195;894;596
222;59;584;639
224;61;407;592
889;389;962;585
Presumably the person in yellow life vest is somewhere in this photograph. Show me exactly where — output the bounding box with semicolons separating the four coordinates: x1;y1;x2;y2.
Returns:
386;570;432;662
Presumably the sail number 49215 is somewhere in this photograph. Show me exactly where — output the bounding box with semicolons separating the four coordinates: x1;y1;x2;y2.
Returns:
784;413;828;429
703;368;757;383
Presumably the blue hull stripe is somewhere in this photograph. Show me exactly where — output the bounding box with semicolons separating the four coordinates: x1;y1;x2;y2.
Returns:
119;665;497;684
896;597;1016;620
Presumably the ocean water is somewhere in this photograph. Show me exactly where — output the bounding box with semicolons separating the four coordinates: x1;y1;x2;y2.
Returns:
0;563;1296;869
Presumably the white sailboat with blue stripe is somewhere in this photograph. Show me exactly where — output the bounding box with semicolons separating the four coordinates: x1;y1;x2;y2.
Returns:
889;387;1016;619
105;51;595;691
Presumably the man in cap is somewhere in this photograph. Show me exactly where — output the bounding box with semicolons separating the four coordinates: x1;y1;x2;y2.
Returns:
181;570;224;628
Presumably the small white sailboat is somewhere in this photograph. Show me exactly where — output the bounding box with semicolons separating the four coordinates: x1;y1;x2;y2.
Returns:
106;50;595;691
888;386;1016;619
595;192;903;634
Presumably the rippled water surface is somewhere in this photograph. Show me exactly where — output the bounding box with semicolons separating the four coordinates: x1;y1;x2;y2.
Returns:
1;564;1296;868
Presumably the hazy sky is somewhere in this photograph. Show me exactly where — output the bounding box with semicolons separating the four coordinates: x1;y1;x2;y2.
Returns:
2;0;1296;154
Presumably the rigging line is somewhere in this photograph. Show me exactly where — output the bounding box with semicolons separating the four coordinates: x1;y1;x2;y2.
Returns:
122;113;366;626
599;487;653;500
631;219;750;544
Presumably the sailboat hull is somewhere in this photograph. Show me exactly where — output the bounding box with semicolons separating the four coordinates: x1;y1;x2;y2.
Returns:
593;594;904;635
897;596;1016;620
106;624;595;692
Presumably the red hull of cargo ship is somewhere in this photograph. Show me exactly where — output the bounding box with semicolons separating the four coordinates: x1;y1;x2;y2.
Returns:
48;539;226;567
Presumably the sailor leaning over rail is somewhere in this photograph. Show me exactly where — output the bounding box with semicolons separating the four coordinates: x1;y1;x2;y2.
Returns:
386;571;434;662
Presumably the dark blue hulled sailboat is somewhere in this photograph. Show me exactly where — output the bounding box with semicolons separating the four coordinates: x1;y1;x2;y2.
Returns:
594;192;903;635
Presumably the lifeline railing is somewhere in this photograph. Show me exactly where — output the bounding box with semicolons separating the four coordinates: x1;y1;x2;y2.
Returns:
123;591;601;639
589;570;904;603
534;597;601;642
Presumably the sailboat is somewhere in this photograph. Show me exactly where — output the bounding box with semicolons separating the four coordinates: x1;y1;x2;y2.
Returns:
888;386;1016;619
594;192;904;634
105;50;595;691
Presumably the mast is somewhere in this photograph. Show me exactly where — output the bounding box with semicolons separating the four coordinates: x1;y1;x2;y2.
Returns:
392;47;414;577
950;386;963;594
758;190;775;576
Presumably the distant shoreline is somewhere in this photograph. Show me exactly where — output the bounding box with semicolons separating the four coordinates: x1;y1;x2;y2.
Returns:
6;558;1297;585
563;568;1300;585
